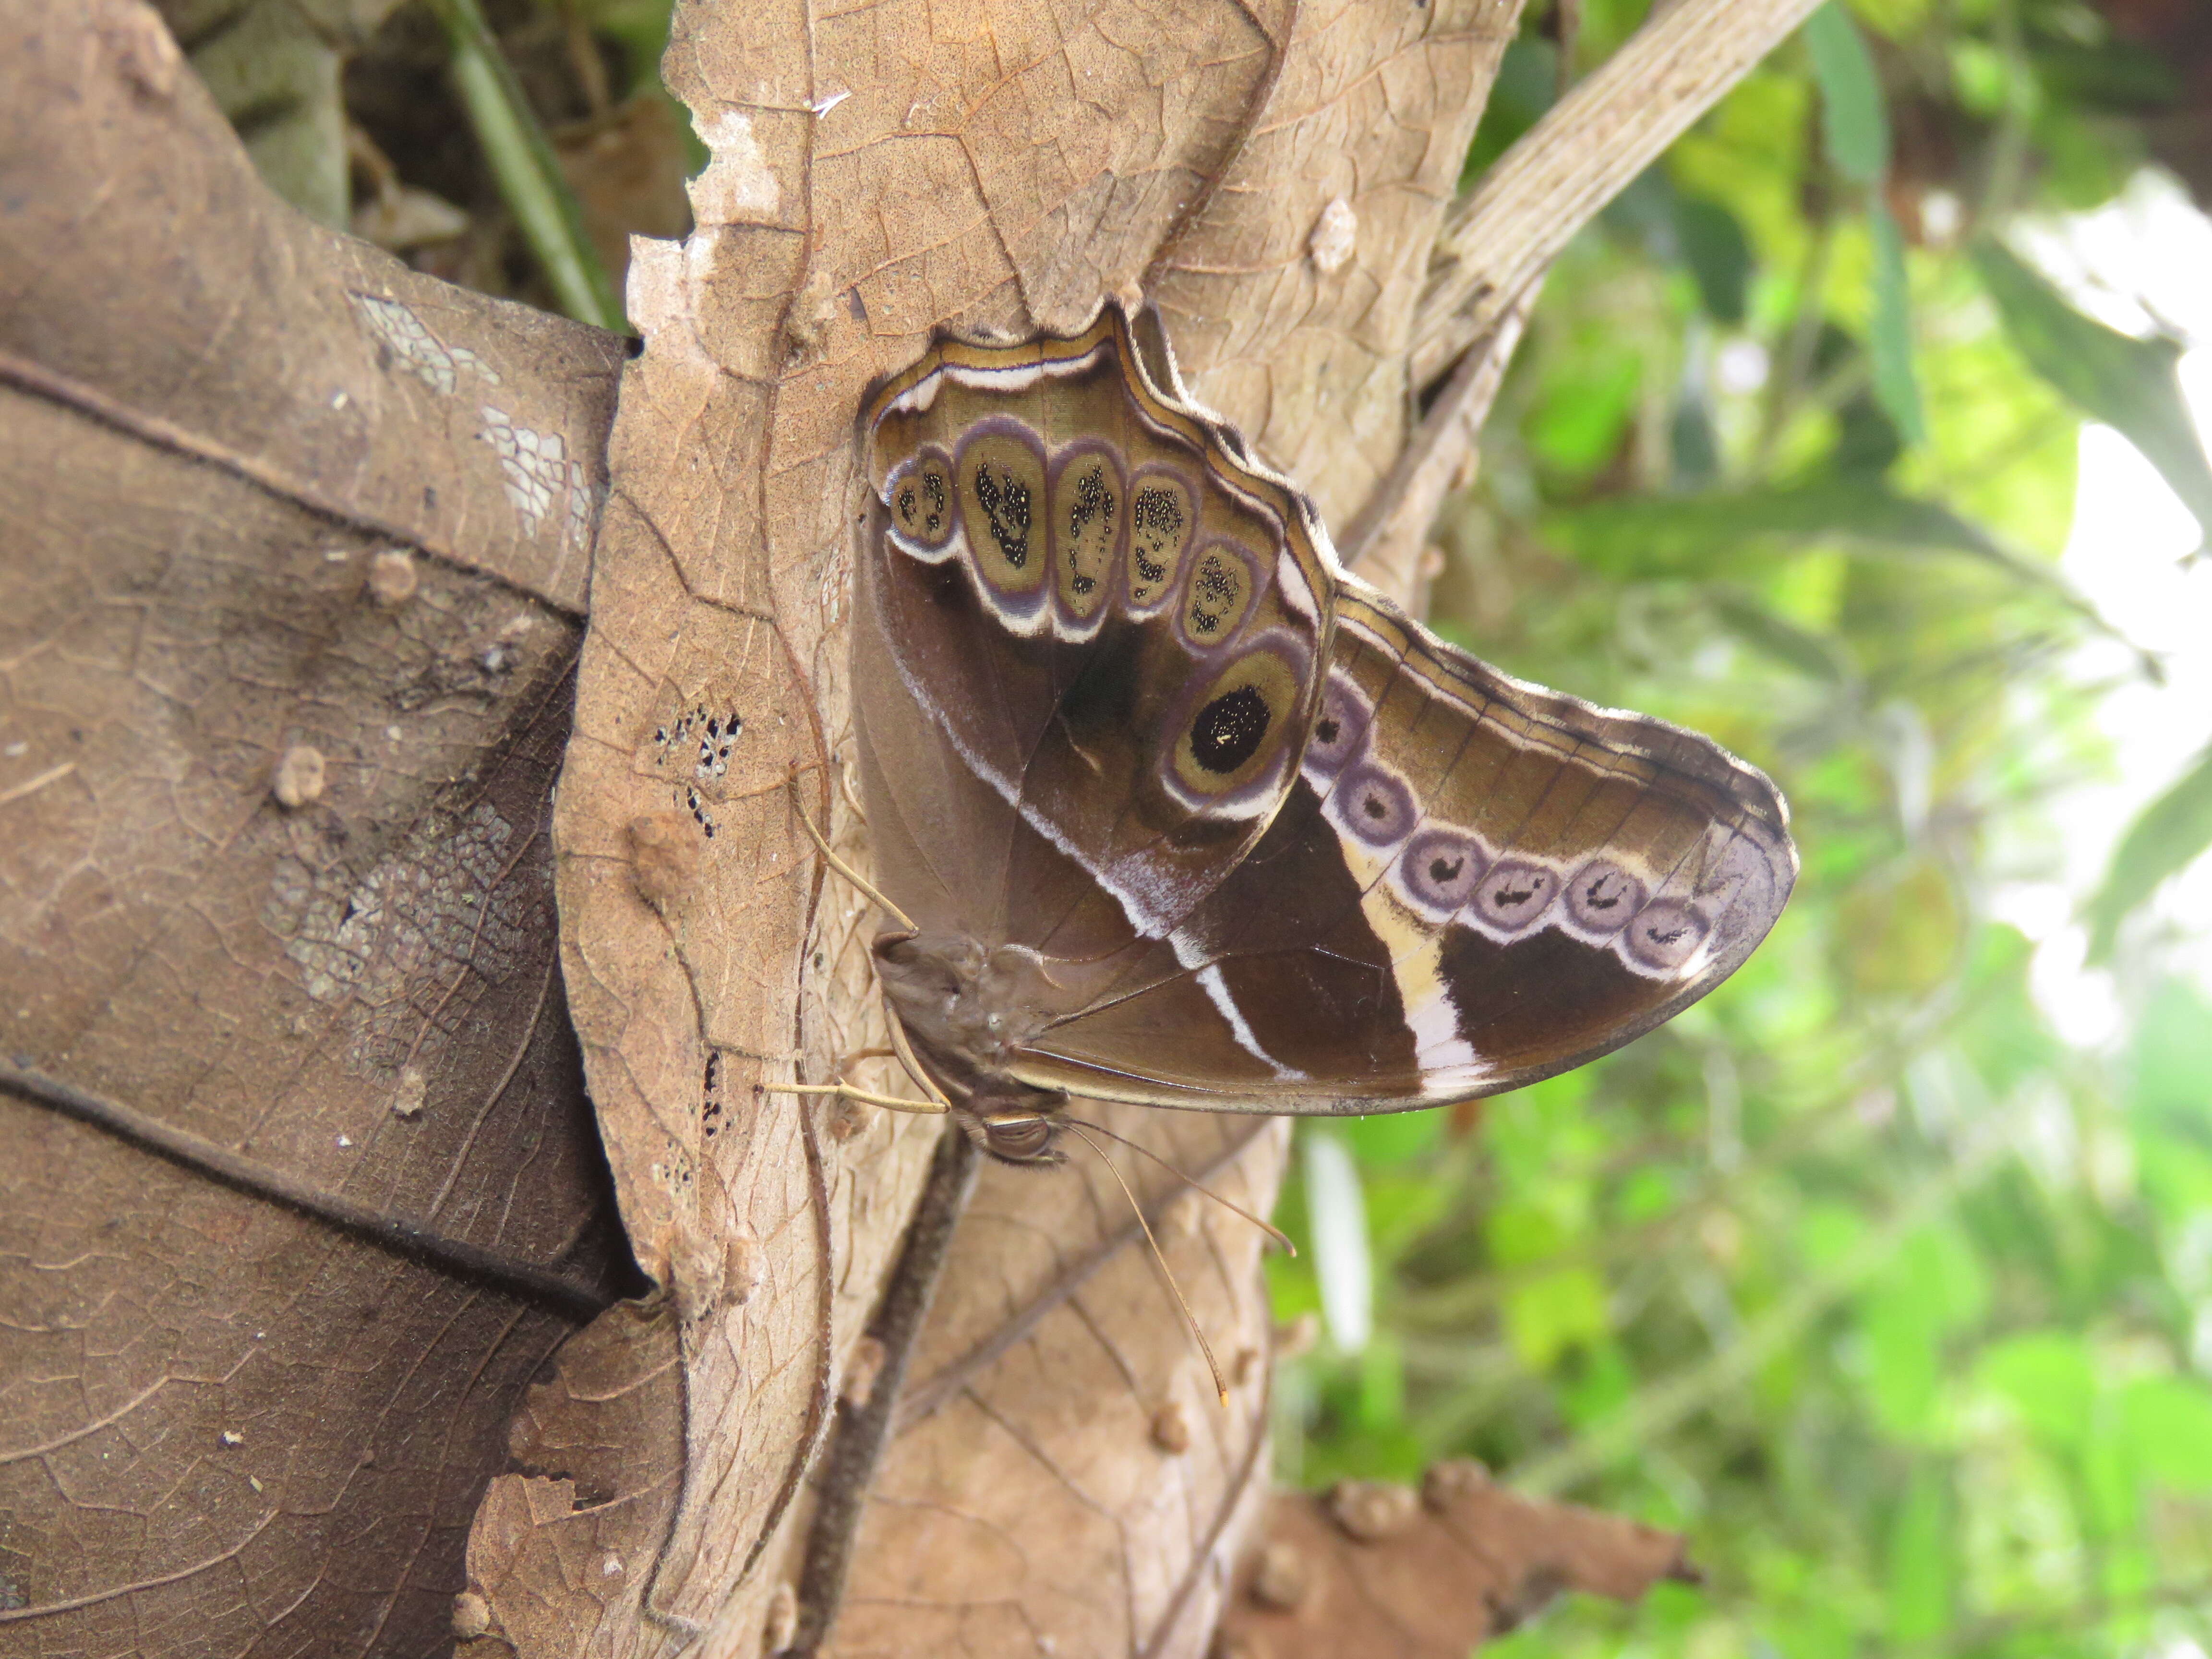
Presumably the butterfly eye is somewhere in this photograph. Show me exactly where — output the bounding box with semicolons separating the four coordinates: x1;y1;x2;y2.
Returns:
1330;758;1417;850
1301;675;1370;782
1395;827;1488;918
1470;859;1561;934
979;1111;1059;1163
1190;684;1271;775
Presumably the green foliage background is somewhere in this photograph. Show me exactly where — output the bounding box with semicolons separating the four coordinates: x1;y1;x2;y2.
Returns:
1265;1;2212;1653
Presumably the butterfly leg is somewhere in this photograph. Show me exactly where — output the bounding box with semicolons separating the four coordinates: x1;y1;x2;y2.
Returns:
776;768;954;1117
774;1082;946;1114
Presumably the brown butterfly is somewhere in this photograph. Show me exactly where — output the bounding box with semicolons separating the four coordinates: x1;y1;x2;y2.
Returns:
851;305;1795;1166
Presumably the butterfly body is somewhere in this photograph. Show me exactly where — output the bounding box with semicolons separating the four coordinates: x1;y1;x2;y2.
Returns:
854;306;1796;1165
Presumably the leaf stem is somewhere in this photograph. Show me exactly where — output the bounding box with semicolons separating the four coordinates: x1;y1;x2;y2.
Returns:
0;1058;614;1320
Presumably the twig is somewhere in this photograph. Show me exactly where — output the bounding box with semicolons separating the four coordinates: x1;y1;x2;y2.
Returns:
1339;283;1540;602
785;1126;980;1656
1413;0;1827;390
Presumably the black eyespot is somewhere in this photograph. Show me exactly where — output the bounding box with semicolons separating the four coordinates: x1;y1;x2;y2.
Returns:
1363;793;1388;820
1191;684;1272;775
974;463;1032;567
1565;859;1646;937
1070;465;1114;538
1132;486;1183;538
1130;486;1184;588
1430;855;1461;883
1315;717;1339;745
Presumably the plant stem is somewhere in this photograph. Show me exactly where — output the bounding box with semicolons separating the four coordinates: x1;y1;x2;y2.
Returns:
428;0;625;332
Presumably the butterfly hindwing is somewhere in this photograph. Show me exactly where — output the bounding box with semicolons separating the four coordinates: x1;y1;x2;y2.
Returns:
856;305;1796;1118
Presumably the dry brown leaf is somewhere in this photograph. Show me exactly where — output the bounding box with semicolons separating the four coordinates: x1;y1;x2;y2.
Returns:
824;1110;1288;1659
535;2;1520;1655
1212;1464;1695;1658
0;5;629;1653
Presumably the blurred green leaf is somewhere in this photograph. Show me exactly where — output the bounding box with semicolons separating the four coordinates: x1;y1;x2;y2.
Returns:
1974;1331;2098;1446
1461;34;1557;185
1553;481;2008;568
1503;1266;1611;1369
1972;239;2212;541
1869;204;1926;445
1280;0;2212;1640
1885;1466;1954;1640
575;0;680;98
1861;1224;1988;1438
1675;196;1753;326
2126;977;2212;1127
1839;857;1962;996
1805;2;1890;185
1346;1105;1445;1168
2118;1376;2212;1490
2085;742;2212;961
1529;352;1643;476
1671;383;1722;487
1705;588;1853;682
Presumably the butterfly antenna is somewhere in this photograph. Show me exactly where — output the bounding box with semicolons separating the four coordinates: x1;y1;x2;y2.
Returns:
785;770;917;935
1063;1117;1293;1256
837;755;870;825
1058;1119;1230;1407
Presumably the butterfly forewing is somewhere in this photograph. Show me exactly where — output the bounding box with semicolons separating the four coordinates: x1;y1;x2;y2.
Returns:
856;306;1796;1116
861;317;1329;965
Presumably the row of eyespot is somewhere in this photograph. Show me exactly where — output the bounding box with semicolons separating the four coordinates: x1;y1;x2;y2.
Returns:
1300;676;1713;975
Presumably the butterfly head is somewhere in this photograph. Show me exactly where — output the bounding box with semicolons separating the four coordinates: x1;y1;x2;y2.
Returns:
873;931;1066;1071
